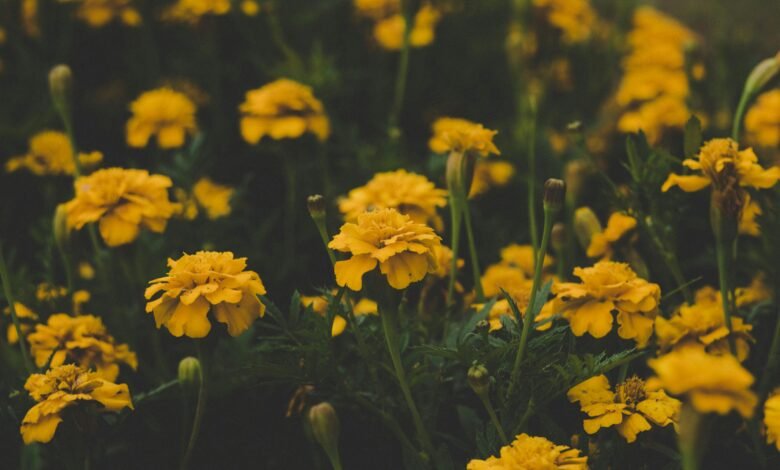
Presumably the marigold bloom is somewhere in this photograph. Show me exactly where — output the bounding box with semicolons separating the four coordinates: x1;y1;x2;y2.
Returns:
466;433;588;469
429;117;501;157
5;131;102;176
192;177;234;219
647;347;757;418
36;283;68;302
328;208;441;290
477;263;554;332
4;302;38;343
499;244;553;278
533;0;597;44
738;195;762;236
65;168;178;247
481;263;530;299
735;274;772;306
430;244;462;280
301;293;377;337
20;364;132;444
552;261;660;347
338;169;447;229
765;390;780;451
744;89;780;148
655;286;754;361
239;79;330;143
568;374;680;443
27;314;137;381
469;160;515;197
145;251;266;338
162;0;230;23
354;0;442;51
126;88;197;149
586;212;637;259
662;138;780;193
76;0;141;28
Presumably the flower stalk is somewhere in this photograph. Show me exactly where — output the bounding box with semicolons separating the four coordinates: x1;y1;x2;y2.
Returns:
388;0;414;137
468;364;508;444
0;248;34;373
180;352;206;470
710;199;738;355
678;404;703;470
307;194;337;267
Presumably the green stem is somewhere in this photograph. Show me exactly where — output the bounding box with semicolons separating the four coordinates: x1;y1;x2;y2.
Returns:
526;106;538;257
678;404;703;470
715;237;737;355
313;217;337;268
345;304;379;386
266;1;304;75
477;392;508;444
351;393;424;466
58;245;74;296
462;197;484;302
180;345;207;470
731;89;752;141
388;0;413;136
0;248;34;373
446;195;463;306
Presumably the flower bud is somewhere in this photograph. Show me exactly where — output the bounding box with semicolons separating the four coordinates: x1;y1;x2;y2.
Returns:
475;319;490;337
178;356;202;392
49;65;73;117
307;402;342;468
446;151;477;200
573;207;602;251
543;178;566;211
53;203;71;251
307;194;326;220
551;222;566;254
467;363;490;397
743;52;780;98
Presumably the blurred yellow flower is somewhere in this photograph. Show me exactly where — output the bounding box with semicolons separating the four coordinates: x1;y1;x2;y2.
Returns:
499;244;553;278
338;169;447;229
301;293;377;337
239;78;330;143
163;0;230;23
553;261;660;347
76;0;142;28
469;160;515;197
65;168;178;247
240;0;260;16
466;433;587;469
735;274;772;307
738;195;762;236
586;212;637;259
145;251;266;338
5;131;102;176
78;261;95;280
36;283;68;302
22;0;40;37
4;302;38;344
354;0;442;51
567;374;680;443
21;364;132;444
647;347;757;418
126;88;197;149
477;263;555;332
27;313;138;381
429;117;500;157
765;390;780;451
744;89;780;148
533;0;597;44
192;177;234;219
430;244;462;280
328;208;441;290
481;263;530;299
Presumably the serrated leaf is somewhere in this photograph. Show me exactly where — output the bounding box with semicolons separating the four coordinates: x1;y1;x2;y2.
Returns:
529;280;553;318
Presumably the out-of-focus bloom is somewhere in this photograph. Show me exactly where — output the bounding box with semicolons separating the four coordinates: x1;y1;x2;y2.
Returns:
466;433;587;469
72;289;91;315
173;188;200;220
765;390;780;451
338;169;447;229
22;0;40;37
481;263;530;299
4;303;38;344
744;89;780;148
430;244;462;280
301;292;377;337
65;168;178;247
647;347;757;418
739;195;762;236
192;177;234;219
240;79;329;143
78;261;95;280
469;160;515;197
5;131;102;176
27;314;137;381
328;208;441;290
735;274;772;307
145;251;266;338
20;364;132;444
36;283;68;303
499;244;553;278
162;0;231;23
429;117;500;157
354;0;442;51
126;88;197;149
240;0;260;16
477;263;554;332
76;0;142;28
655;286;754;361
567;374;680;443
662;138;780;193
533;0;597;44
586;212;637;259
552;261;660;347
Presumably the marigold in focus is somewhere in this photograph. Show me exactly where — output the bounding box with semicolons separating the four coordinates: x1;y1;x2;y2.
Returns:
744;89;780;148
5;131;102;176
76;0;141;28
533;0;597;44
20;364;132;444
353;0;442;51
586;212;637;259
466;433;588;469
192;177;234;219
301;292;377;337
429;117;500;157
328;208;441;290
65;168;178;247
765;389;780;451
145;251;266;338
239;79;330;143
126;88;197;149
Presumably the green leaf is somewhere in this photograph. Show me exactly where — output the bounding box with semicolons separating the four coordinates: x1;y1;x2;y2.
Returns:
288;290;301;325
684;116;702;157
529;280;553;318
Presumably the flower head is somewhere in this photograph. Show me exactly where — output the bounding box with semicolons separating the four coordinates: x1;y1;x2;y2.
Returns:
21;364;133;444
567;374;680;443
126;88;197;149
192;177;234;219
477;263;555;332
586;212;637;259
499;244;554;278
64;168;178;247
145;251;266;338
328;208;441;290
533;0;597;44
5;131;102;176
469;160;515;197
765;389;780;450
466;433;588;469
745;89;780;148
76;0;141;28
354;0;442;51
162;0;231;23
429;117;500;157
239;79;330;143
301;292;377;337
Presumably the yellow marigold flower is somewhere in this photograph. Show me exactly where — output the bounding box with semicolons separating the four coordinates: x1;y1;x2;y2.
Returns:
301;292;377;337
430;244;462;280
567;374;680;443
533;0;597;44
466;433;588;469
338;169;447;229
20;364;132;444
36;283;68;302
239;78;330;143
553;261;660;347
240;0;260;16
481;263;530;299
371;5;441;50
27;313;137;381
65;168;178;247
647;347;757;418
76;0;142;28
192;177;234;219
765;389;780;451
173;187;200;220
429;117;501;157
328;208;441;291
4;302;38;344
126;88;197;149
145;251;267;338
655;286;754;361
478;263;555;332
162;0;231;23
469;160;515;198
22;0;40;37
78;261;95;280
662;138;780;193
72;289;91;315
735;274;772;307
745;89;780;148
499;244;554;278
739;195;762;236
586;212;637;259
5;131;102;176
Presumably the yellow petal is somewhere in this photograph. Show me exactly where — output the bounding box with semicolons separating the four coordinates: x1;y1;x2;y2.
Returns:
379;252;430;289
616;412;652;443
568;300;614;338
567;375;615;407
99;213;140;247
165;297;211;338
212;292;263;337
661;173;711;192
334;255;377;291
331;316;347;337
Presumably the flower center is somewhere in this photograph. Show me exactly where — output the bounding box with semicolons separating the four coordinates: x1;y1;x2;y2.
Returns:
616;375;647;408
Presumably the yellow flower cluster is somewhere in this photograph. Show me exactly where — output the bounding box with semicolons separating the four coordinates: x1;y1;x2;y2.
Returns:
353;0;442;51
616;7;697;143
162;0;231;23
145;251;266;338
178;177;235;220
567;374;680;443
429;117;501;157
467;433;588;469
65;168;179;247
126;88;197;149
301;293;377;337
76;0;141;28
744;89;780;148
533;0;597;44
27;314;138;381
552;261;660;347
240;79;330;143
586;212;637;259
328;208;441;290
766;390;780;451
5;131;102;176
21;364;133;444
338;169;447;228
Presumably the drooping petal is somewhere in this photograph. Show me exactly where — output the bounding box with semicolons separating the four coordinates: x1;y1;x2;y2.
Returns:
334;255;378;291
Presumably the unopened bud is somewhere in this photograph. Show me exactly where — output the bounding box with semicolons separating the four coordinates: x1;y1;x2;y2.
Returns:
53;203;70;250
446;151;477;200
543;179;566;211
475;319;490;336
49;65;73;117
551;222;566;253
307;402;342;468
307;194;326;220
743;52;780;98
178;356;202;391
573;207;602;251
467;363;490;396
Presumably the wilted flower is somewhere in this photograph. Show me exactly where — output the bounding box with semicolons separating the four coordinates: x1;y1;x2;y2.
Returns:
301;292;377;337
192;177;234;219
467;433;587;469
586;212;637;259
65;168;178;247
765;390;780;451
744;89;780;148
126;88;197;149
76;0;142;28
5;131;102;176
429;117;500;157
533;0;597;44
239;79;330;143
328;208;441;290
145;251;266;338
